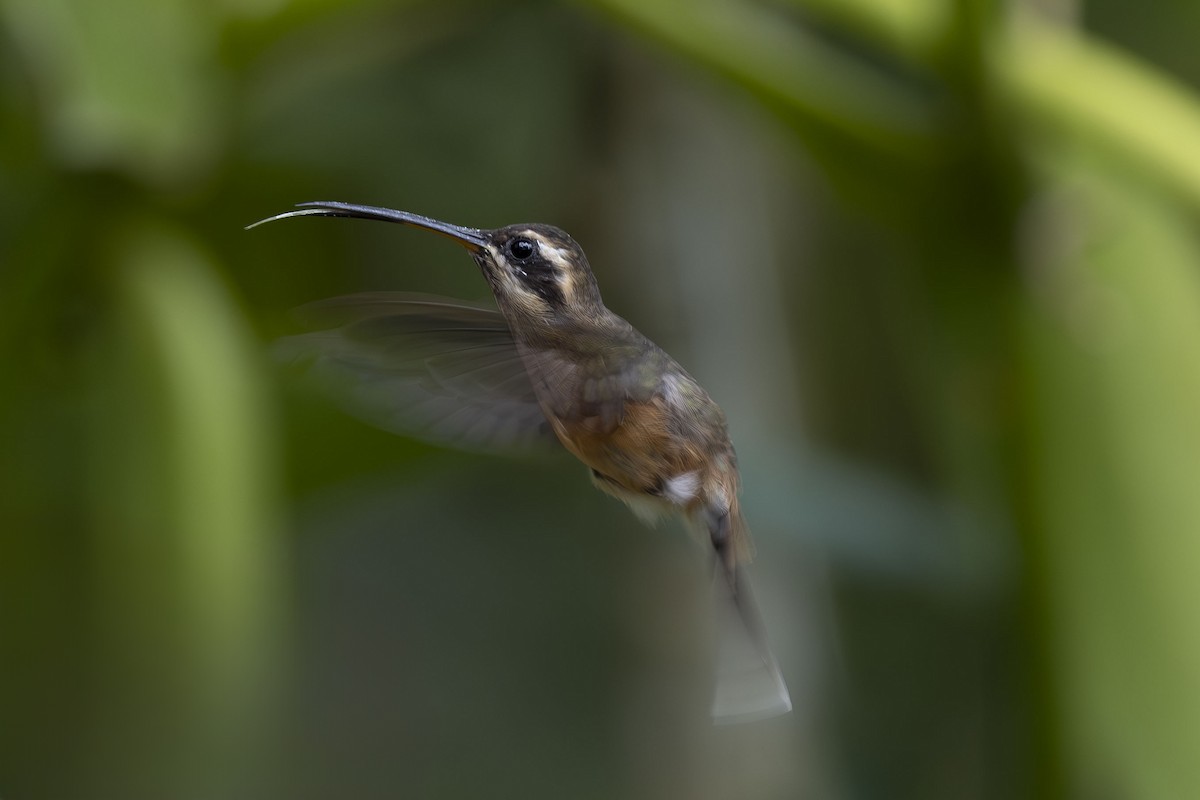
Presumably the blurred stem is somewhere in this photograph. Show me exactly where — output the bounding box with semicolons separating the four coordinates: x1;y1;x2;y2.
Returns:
90;220;285;795
1002;20;1200;212
777;0;951;64
783;0;1200;212
582;0;935;160
117;223;283;708
1020;163;1200;798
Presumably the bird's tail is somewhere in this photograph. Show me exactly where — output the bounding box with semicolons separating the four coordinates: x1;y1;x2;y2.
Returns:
709;561;792;723
701;498;790;723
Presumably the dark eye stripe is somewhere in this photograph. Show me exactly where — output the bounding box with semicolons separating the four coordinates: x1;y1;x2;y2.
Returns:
508;247;563;307
526;274;564;307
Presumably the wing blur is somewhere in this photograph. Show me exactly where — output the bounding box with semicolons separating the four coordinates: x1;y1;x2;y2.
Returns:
275;293;559;454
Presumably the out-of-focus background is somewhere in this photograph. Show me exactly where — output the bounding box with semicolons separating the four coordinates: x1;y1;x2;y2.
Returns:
4;0;1200;798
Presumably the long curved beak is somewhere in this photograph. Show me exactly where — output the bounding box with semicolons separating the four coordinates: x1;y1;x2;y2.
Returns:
247;201;488;251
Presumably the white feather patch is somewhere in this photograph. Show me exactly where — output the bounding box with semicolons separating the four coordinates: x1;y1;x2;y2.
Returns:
662;471;701;505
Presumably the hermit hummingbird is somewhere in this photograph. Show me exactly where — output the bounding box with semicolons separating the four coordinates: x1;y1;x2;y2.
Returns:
251;201;791;722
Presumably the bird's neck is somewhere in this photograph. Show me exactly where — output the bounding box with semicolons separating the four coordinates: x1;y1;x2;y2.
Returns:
502;302;634;350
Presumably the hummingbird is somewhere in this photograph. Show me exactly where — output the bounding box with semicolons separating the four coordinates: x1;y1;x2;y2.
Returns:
250;201;791;722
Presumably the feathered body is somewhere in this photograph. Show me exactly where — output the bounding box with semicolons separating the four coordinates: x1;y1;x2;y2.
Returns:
254;202;789;721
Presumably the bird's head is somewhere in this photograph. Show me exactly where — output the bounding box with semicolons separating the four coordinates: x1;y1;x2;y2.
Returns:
249;201;605;333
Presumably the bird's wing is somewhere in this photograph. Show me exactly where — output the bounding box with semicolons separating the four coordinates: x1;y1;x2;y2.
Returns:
275;292;559;454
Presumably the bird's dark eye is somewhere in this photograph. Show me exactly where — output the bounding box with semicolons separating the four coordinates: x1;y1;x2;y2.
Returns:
508;238;536;260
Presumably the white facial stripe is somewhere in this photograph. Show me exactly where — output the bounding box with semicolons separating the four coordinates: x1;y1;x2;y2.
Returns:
483;242;543;314
534;239;579;304
528;234;572;271
485;243;506;267
485;242;524;289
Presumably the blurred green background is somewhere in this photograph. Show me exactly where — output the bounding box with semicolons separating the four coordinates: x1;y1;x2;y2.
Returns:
5;0;1200;797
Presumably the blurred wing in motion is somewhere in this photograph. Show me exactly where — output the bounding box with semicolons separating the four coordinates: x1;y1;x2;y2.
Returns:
275;293;560;454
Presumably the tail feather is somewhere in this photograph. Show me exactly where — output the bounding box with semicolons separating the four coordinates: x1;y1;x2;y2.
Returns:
709;563;791;722
703;498;791;722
